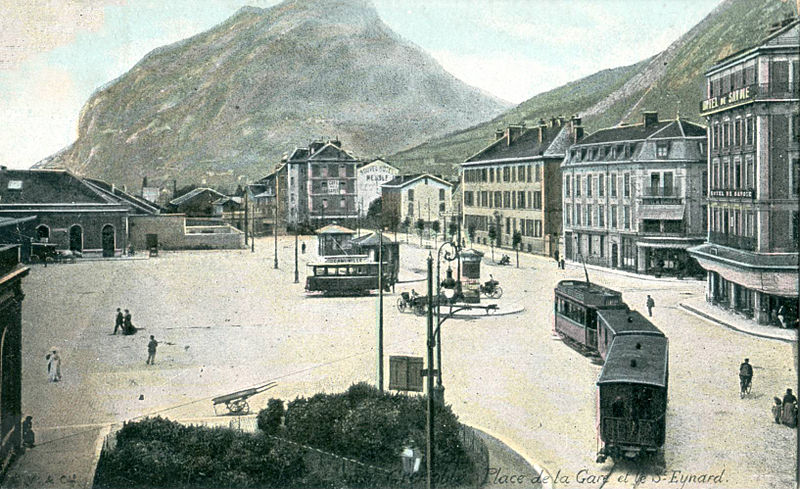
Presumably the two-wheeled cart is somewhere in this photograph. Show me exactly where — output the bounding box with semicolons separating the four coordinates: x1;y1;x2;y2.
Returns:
212;381;277;415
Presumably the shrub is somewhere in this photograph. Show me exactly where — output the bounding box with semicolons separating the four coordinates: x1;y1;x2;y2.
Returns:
257;398;284;434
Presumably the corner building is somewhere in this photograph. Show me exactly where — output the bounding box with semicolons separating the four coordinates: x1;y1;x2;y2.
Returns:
562;112;708;275
689;19;799;325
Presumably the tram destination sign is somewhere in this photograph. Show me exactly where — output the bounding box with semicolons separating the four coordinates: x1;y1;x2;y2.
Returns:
709;189;754;199
700;86;754;115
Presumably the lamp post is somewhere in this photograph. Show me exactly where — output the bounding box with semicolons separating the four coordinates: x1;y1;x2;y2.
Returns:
294;227;299;283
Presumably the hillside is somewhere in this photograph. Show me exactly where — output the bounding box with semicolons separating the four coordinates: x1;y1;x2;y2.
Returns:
391;0;797;177
35;0;510;190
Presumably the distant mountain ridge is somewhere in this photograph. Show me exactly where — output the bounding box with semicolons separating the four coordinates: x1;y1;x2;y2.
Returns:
391;0;797;177
36;0;511;190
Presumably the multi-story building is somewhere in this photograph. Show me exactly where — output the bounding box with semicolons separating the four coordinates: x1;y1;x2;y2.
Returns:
381;174;453;234
356;158;399;217
461;118;574;255
562;112;708;275
689;18;799;326
284;139;360;229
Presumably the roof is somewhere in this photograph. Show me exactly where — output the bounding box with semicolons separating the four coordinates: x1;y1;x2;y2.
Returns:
382;173;452;189
0;216;37;227
0;169;117;205
169;187;226;206
555;280;624;307
350;232;396;246
211;196;243;207
358;158;398;171
83;178;161;215
465;124;568;163
597;335;669;387
287;140;358;163
316;224;356;235
688;243;799;270
577;119;705;146
597;310;665;337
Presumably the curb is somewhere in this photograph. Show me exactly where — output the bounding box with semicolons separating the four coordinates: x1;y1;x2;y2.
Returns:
86;424;112;489
448;305;525;319
470;425;553;489
566;261;703;284
679;303;797;343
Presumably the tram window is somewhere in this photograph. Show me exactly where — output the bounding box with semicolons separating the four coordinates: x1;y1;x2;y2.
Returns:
338;267;347;275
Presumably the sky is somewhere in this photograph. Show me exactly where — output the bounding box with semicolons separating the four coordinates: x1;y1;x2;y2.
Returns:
0;0;723;169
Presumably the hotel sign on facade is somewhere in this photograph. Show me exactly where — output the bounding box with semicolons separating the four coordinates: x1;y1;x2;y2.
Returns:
699;85;755;115
709;189;754;199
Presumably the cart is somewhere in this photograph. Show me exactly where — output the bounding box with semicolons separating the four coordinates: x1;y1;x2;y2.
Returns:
212;381;277;415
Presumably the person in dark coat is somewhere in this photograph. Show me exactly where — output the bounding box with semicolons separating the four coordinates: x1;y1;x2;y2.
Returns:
113;308;123;335
123;309;134;335
738;358;753;397
646;295;655;317
782;389;798;427
22;416;35;448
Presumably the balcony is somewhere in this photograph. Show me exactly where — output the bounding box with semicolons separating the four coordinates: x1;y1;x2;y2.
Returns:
700;82;799;115
709;231;757;251
641;186;682;205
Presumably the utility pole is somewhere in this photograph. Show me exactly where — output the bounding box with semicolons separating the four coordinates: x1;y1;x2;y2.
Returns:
274;175;279;269
294;228;299;283
425;254;435;489
244;190;249;246
377;228;384;391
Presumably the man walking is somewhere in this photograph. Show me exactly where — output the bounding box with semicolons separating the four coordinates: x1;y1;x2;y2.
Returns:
113;308;123;335
738;358;753;398
146;335;158;365
646;295;655;317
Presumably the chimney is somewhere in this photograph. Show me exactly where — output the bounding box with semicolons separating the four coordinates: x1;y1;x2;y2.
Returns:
507;124;523;145
550;117;558;127
538;122;547;144
558;115;565;127
571;115;584;143
495;129;504;141
643;111;658;128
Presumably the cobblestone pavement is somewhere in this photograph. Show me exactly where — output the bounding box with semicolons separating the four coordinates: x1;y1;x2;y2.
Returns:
11;236;797;489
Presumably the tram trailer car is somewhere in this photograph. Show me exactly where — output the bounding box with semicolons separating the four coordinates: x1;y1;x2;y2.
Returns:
596;335;669;463
554;280;627;354
596;309;665;362
305;262;392;295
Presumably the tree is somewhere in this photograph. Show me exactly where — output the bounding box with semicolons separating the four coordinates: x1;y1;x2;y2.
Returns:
416;219;425;247
487;226;497;261
467;224;476;245
403;216;411;242
431;220;441;249
366;198;382;229
448;220;459;241
512;230;522;268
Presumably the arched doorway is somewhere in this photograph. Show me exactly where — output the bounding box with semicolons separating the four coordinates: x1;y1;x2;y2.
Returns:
69;225;83;252
36;225;50;242
101;225;115;257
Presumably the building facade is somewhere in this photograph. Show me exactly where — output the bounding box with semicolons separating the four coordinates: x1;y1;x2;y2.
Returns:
284;140;360;229
461;118;572;256
382;174;453;234
356;159;399;217
562;112;708;275
689;19;799;326
0;245;28;480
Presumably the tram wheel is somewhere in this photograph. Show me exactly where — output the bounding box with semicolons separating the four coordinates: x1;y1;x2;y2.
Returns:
488;286;503;299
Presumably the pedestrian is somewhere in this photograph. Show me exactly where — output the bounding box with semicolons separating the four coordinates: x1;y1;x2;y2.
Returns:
782;388;797;427
113;308;123;335
301;242;306;254
46;349;61;382
22;416;35;449
559;258;565;270
646;295;655;317
146;335;158;365
777;305;787;328
554;250;560;265
123;309;134;335
772;397;783;424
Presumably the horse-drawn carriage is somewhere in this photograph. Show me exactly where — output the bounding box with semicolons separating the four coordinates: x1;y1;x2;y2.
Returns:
29;243;81;264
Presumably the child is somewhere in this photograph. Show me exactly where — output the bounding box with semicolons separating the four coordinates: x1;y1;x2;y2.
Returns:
772;397;783;424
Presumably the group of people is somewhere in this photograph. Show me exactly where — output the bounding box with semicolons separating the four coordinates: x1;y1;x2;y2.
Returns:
739;358;798;428
553;251;566;269
113;308;136;335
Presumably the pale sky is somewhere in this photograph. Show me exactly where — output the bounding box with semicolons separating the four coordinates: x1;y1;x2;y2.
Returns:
0;0;723;169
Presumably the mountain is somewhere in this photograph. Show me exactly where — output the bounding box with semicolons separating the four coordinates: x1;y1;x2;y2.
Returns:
391;0;797;177
36;0;510;191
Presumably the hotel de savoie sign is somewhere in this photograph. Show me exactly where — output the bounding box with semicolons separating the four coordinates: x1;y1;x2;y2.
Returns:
700;86;755;115
709;189;754;199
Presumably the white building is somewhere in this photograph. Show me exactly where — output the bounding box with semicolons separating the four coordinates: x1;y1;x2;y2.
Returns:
356;158;399;217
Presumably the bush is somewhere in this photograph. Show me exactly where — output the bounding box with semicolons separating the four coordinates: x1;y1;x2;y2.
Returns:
258;398;285;435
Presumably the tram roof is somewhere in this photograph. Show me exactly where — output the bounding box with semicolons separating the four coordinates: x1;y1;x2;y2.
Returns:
597;309;664;337
598;335;668;387
555;280;623;305
307;261;385;267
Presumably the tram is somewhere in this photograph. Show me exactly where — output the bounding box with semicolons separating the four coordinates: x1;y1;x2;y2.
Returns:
596;335;669;463
553;280;627;354
305;261;392;295
596;309;665;362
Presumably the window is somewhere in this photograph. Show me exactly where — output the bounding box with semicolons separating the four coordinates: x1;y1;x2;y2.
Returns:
702;171;708;196
598;175;605;197
712;123;720;150
598;205;605;227
576;175;582;197
535;165;541;182
340;197;346;208
439;189;445;200
408;189;414;201
533;191;542;209
439;202;445;212
712;158;720;188
702;205;708;231
722;157;730;189
745;117;754;145
586;174;592;197
339;164;346;177
611;205;618;229
734;157;742;189
656;142;669;158
624;173;631;198
610;173;617;197
585;205;591;227
489;168;495;183
518;166;524;181
527;165;532;183
566;204;572;225
518;191;525;208
7;180;22;190
503;167;510;181
576;205;582;226
534;220;543;237
734;118;742;147
464;191;474;207
623;206;630;229
503;191;510;208
565;176;571;197
793;158;800;196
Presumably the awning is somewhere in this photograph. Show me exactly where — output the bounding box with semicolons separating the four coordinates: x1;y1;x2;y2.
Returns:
638;205;685;221
635;237;705;249
688;244;798;297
